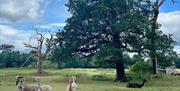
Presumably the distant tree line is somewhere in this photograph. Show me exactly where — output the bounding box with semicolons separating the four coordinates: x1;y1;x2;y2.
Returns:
0;50;35;68
0;44;179;69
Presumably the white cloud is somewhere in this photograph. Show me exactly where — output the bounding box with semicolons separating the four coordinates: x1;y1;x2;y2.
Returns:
0;25;17;35
39;23;66;29
0;24;33;52
158;11;180;54
174;46;180;54
158;11;180;44
0;0;46;22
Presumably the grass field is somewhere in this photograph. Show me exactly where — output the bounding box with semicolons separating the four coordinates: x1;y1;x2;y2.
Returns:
0;68;180;91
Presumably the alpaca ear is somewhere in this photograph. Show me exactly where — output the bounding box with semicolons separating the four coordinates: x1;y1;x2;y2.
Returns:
16;80;19;85
16;75;23;79
68;77;72;81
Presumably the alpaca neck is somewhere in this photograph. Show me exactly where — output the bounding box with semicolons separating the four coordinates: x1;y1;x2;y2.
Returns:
141;81;145;86
72;79;75;84
69;83;72;91
37;81;40;87
37;80;42;91
17;82;23;91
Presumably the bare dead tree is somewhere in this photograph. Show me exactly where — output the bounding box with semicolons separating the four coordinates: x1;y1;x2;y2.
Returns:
24;28;56;74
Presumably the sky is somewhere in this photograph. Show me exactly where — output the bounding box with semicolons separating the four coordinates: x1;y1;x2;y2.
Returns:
0;0;180;54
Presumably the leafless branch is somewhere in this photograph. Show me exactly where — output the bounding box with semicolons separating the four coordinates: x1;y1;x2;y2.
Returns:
24;43;38;50
158;0;166;8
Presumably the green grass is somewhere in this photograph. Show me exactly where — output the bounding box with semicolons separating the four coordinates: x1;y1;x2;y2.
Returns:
0;68;180;91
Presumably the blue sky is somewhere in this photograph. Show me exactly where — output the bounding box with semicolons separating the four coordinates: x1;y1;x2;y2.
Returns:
0;0;180;53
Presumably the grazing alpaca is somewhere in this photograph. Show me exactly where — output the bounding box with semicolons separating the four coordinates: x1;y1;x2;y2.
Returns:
127;79;147;88
66;76;78;91
35;77;52;91
16;75;39;91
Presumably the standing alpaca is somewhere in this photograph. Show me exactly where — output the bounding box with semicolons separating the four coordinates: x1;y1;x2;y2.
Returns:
127;79;147;88
35;77;52;91
66;76;78;91
16;75;39;91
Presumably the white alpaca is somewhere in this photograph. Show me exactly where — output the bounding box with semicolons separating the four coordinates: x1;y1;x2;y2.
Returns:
66;76;78;91
36;77;52;91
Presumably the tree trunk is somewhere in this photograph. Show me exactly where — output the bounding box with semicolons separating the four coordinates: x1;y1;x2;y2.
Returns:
112;34;126;81
115;59;126;81
150;0;160;76
151;57;158;75
37;59;43;74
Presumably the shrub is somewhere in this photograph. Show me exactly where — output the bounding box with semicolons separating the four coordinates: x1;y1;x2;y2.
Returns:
28;60;58;69
130;61;151;73
28;62;36;68
91;74;111;81
129;61;151;81
43;60;58;69
175;61;180;68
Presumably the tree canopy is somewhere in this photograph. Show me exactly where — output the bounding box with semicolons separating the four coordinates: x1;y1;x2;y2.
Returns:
56;0;152;81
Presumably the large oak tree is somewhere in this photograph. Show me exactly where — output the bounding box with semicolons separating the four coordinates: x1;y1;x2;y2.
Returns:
57;0;150;81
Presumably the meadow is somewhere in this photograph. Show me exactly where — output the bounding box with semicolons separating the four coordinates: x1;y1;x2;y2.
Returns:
0;68;180;91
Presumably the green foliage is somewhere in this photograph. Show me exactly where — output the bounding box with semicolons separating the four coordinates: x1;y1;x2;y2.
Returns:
56;0;151;80
48;51;95;68
91;74;111;81
0;44;14;50
28;62;36;68
130;61;151;73
0;50;35;68
175;62;180;68
175;57;180;68
43;60;58;69
157;52;177;68
130;61;151;80
28;60;58;69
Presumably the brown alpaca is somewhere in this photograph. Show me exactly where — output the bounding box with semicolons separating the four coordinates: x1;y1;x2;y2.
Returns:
127;79;147;88
16;75;39;91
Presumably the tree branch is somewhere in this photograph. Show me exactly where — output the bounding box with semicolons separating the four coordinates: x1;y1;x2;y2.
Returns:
24;43;38;50
158;0;165;8
44;31;56;57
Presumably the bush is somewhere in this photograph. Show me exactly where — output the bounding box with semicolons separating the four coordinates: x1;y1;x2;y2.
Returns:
130;61;151;81
130;61;151;73
28;62;36;68
175;61;180;68
28;60;58;69
91;74;111;81
43;60;58;69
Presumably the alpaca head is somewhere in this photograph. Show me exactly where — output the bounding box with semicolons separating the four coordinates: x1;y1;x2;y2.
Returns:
16;75;23;86
69;77;73;84
143;79;147;83
36;76;41;82
71;76;77;82
68;76;77;83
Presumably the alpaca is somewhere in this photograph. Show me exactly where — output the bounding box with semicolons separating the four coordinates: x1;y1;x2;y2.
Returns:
127;79;147;88
35;77;52;91
66;76;78;91
16;75;39;91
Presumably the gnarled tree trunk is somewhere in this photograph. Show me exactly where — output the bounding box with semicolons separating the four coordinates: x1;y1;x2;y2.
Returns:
151;57;158;75
37;59;43;74
115;59;126;81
